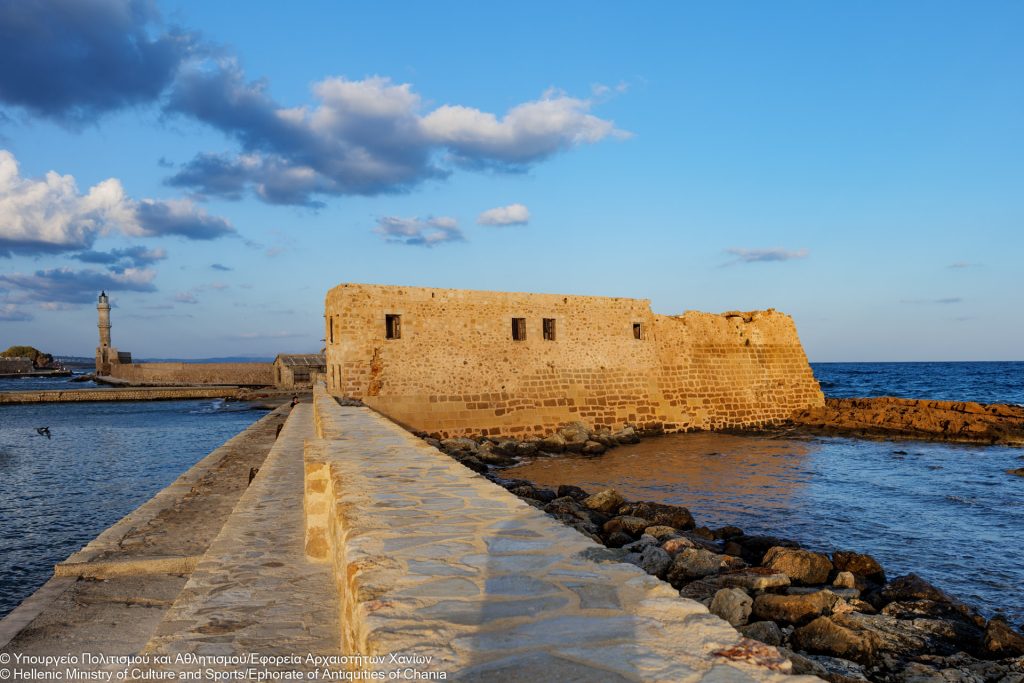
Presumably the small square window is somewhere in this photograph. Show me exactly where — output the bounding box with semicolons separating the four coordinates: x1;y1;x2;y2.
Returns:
386;314;401;339
512;318;527;341
543;318;556;341
633;322;643;340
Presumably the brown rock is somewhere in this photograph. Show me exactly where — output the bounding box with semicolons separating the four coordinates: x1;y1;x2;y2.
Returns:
643;525;679;542
732;534;801;564
832;550;886;584
984;617;1024;657
720;567;792;591
537;433;566;453
666;548;732;585
752;589;842;625
582;440;607;455
556;484;589;501
791;616;879;664
763;546;833;585
617;501;695;530
880;573;951;604
582;488;626;516
602;515;650;537
661;537;696;557
710;587;753;626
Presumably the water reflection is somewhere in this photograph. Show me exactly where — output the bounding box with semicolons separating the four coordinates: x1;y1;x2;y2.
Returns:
509;433;819;523
506;431;1024;627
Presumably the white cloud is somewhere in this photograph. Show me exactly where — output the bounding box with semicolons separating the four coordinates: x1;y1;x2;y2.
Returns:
372;215;464;247
477;203;530;226
0;149;234;256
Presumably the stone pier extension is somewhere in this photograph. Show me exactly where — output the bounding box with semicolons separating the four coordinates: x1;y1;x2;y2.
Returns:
306;386;817;681
142;402;340;662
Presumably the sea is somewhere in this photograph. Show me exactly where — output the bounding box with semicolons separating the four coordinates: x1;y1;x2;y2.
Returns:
0;380;268;619
507;361;1024;627
1;362;1022;625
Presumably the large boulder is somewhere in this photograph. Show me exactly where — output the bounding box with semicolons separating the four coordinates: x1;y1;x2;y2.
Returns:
763;546;833;585
660;536;697;557
582;440;607;455
751;589;842;625
440;437;479;454
709;587;753;626
791;616;879;664
556;484;589;501
559;421;591;449
508;484;556;504
617;501;695;530
832;550;886;584
983;617;1024;657
731;534;801;564
612;426;641;444
879;573;951;604
602;515;650;537
666;548;738;586
537;433;566;453
582;488;625;516
627;545;672;578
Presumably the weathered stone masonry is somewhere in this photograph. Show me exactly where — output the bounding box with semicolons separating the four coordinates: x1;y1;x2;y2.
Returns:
324;283;824;438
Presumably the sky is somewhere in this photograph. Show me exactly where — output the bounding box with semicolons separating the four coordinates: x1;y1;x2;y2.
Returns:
0;1;1021;361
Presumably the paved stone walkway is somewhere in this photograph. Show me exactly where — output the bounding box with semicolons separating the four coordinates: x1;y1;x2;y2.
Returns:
310;389;817;682
144;403;340;662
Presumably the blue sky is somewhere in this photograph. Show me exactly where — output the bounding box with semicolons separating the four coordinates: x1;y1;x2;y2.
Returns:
1;1;1021;361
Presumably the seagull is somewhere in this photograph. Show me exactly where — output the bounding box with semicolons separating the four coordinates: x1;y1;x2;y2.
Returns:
35;427;51;439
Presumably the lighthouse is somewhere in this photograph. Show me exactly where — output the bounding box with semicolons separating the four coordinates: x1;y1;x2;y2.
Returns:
95;291;131;375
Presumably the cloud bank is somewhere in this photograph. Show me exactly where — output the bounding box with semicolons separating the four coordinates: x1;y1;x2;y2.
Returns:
0;150;234;256
373;216;464;247
477;203;530;226
0;266;157;303
0;0;199;123
165;65;627;206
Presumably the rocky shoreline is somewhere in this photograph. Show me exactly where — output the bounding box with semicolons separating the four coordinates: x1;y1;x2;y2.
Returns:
424;421;1024;683
790;397;1024;447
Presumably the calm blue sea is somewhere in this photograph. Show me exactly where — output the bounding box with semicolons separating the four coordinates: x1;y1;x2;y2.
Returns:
812;361;1024;406
0;393;266;618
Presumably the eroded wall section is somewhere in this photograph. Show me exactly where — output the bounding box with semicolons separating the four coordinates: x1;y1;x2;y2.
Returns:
325;283;822;438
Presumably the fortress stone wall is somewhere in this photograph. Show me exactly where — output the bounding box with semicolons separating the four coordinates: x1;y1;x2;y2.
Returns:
324;283;823;438
108;362;273;386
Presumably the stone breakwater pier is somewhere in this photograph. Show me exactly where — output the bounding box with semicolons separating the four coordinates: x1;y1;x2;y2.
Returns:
1;386;815;682
0;386;240;404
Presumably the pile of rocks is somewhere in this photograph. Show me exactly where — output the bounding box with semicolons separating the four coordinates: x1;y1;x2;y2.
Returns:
485;478;1024;682
421;420;646;473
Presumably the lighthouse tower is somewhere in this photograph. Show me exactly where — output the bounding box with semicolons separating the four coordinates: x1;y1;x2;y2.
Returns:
95;291;131;375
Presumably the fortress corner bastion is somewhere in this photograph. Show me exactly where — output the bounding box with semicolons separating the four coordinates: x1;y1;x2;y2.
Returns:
324;283;824;438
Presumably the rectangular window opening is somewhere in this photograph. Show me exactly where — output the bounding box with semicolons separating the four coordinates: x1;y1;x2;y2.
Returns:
633;322;643;340
386;314;402;340
329;316;334;344
543;318;556;341
512;317;527;341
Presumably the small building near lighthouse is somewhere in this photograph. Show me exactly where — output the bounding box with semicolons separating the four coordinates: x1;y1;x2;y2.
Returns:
273;354;326;388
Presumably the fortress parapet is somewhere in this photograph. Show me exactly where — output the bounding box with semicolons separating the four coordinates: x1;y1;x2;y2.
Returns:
324;283;824;438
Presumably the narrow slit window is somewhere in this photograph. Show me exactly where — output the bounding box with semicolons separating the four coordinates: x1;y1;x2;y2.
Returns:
543;318;556;341
633;322;643;340
512;318;527;341
329;316;334;344
386;314;402;339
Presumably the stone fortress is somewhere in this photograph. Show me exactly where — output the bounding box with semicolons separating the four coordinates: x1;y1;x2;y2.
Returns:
325;283;825;438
